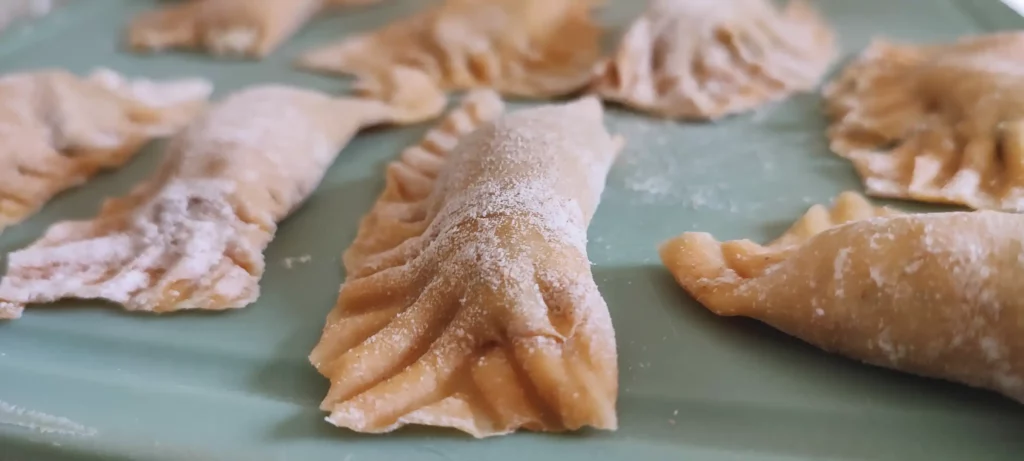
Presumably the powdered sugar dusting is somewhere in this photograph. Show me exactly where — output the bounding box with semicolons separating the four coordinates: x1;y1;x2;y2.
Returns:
0;69;211;236
420;97;618;344
88;67;213;109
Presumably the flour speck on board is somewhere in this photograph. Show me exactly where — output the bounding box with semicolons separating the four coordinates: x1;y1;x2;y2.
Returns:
606;115;777;211
612;116;683;204
0;400;97;437
282;254;312;269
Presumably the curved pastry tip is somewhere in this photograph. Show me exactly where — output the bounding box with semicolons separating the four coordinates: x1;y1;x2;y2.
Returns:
769;191;901;248
351;66;446;124
660;191;901;317
0;302;22;320
659;232;746;316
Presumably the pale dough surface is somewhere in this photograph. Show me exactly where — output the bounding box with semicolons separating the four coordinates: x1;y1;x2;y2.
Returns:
311;91;621;437
824;32;1024;211
0;68;212;236
591;0;835;120
0;69;445;320
660;192;1024;404
126;0;381;58
296;0;602;99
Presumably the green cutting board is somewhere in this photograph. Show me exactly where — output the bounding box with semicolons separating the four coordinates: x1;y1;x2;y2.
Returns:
2;1;1023;460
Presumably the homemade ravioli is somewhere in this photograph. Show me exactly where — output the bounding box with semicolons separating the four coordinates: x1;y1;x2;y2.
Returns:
660;192;1024;405
297;0;602;99
824;32;1024;211
311;91;622;437
592;0;835;120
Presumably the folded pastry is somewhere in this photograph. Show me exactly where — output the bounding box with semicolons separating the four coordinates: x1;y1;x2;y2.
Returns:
660;191;1024;404
0;68;212;235
824;32;1024;211
311;91;621;437
591;0;835;120
126;0;381;58
297;0;602;99
0;68;445;320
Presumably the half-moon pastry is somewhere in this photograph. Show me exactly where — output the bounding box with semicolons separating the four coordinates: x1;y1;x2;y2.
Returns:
0;68;212;235
591;0;835;120
660;191;1024;404
296;0;602;99
126;0;381;58
824;32;1024;211
0;68;445;320
311;91;621;437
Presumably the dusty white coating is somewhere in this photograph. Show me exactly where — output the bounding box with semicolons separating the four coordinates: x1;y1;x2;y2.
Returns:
0;400;97;437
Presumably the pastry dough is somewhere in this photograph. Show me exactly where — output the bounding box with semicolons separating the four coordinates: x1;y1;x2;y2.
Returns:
824;32;1024;211
0;68;212;235
126;0;381;58
311;91;621;437
660;191;1024;404
296;0;602;98
591;0;835;120
0;68;445;320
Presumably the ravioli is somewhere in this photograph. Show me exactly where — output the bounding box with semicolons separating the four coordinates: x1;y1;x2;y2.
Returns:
311;91;621;437
126;0;381;58
0;68;212;235
297;0;602;99
824;32;1024;211
660;191;1024;404
592;0;835;120
0;69;445;320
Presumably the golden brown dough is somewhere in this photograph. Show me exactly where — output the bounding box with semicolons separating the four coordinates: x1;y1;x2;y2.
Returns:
126;0;381;58
592;0;835;120
311;91;621;437
660;191;1024;404
824;32;1024;211
0;68;212;235
0;68;444;320
296;0;602;99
